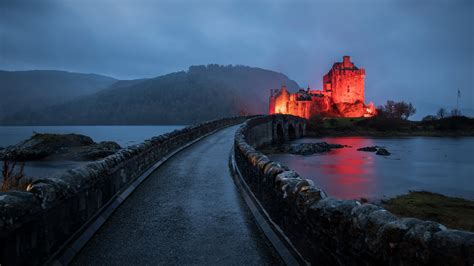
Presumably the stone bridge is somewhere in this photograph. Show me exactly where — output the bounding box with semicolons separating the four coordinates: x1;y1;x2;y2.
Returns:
0;115;472;265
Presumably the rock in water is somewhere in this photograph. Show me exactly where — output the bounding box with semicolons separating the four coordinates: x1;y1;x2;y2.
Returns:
357;146;378;152
280;142;344;155
376;148;391;156
0;133;121;161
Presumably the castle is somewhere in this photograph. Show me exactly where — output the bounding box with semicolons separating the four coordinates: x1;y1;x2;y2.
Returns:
269;56;376;119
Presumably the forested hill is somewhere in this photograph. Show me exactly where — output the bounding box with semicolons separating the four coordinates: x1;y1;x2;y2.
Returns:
0;70;117;119
2;65;300;125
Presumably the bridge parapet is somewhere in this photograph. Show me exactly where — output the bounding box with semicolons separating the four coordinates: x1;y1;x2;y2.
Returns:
0;116;247;265
233;115;473;265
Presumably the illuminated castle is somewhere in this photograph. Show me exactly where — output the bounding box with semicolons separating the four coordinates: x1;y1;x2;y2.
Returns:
269;56;376;119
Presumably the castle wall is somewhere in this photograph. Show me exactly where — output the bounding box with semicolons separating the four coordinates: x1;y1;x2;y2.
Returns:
309;96;331;117
328;69;365;104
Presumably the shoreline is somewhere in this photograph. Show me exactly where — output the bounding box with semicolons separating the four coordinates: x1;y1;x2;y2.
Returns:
305;115;474;137
261;133;474;232
306;129;474;138
380;191;474;232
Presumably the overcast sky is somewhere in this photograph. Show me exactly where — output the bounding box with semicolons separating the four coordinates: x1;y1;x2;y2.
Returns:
1;0;472;118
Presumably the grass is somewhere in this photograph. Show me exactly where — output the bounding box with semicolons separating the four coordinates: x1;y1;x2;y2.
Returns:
1;161;32;192
382;191;474;232
306;116;474;137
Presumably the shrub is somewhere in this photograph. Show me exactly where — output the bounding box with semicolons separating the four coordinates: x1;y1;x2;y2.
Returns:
307;114;324;131
422;115;437;122
328;118;338;127
1;161;32;192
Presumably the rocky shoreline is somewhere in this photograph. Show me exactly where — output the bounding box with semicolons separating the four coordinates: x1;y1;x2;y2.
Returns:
262;142;393;156
307;129;474;137
261;142;345;155
0;133;121;161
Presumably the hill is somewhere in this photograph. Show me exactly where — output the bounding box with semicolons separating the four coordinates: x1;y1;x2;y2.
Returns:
0;70;117;119
2;65;300;125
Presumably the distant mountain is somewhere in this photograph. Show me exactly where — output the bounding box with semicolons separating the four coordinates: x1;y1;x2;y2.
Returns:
2;65;300;125
0;70;117;119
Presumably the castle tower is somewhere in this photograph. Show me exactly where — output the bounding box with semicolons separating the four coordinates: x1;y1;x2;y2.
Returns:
269;85;290;115
274;85;290;114
323;56;365;104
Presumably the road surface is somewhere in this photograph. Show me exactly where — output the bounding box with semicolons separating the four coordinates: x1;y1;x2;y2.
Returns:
73;125;282;265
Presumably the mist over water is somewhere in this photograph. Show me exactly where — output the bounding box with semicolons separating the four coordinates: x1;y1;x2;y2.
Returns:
269;137;474;200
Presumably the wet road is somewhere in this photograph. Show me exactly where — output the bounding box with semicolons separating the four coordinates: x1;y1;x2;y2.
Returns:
73;125;281;265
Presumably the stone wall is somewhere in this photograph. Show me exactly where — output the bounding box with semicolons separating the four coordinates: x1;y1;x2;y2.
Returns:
234;114;474;265
0;117;246;265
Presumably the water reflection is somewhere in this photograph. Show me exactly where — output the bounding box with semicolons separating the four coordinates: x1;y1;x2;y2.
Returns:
269;137;474;200
320;138;375;199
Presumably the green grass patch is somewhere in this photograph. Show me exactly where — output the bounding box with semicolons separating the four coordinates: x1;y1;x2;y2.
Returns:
382;191;474;232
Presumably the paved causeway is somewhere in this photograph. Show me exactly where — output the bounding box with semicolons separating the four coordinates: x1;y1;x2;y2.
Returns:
73;125;281;265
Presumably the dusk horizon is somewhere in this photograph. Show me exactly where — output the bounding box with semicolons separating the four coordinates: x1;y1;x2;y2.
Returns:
2;0;473;119
0;0;473;265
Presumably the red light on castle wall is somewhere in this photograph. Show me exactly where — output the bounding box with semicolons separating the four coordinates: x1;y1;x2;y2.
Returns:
268;56;377;119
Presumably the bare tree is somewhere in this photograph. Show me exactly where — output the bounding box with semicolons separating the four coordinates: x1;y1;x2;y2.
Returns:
451;108;462;117
437;108;446;119
401;102;416;120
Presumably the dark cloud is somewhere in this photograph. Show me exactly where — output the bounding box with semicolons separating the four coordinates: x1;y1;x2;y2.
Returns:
1;0;472;118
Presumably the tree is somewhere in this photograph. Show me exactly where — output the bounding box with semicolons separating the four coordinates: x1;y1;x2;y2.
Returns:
451;108;462;117
403;102;416;120
383;100;396;117
381;100;416;120
395;101;416;120
437;108;446;119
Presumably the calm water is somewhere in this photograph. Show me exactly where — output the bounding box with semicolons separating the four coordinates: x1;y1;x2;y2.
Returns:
0;125;185;178
269;137;474;200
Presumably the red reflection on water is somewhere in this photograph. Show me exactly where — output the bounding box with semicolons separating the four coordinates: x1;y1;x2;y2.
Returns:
319;137;376;199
